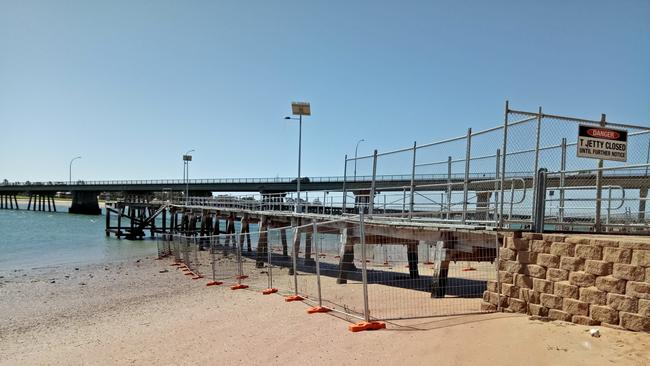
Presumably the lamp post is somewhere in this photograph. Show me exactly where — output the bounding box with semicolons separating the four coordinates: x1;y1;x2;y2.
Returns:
285;101;311;213
69;156;82;185
183;149;195;205
354;139;365;180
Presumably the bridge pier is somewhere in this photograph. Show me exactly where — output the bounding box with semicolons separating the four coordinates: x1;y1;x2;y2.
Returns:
69;191;101;215
0;194;19;210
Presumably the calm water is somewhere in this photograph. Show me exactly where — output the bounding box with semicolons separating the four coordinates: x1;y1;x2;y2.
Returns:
0;207;157;270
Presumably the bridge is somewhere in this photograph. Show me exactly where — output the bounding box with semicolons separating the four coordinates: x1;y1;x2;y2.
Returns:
2;104;650;233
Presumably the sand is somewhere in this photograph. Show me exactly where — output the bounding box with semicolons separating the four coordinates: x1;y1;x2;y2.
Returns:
1;256;649;366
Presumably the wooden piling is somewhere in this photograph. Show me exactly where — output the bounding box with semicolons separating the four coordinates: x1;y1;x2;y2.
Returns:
336;227;356;284
256;216;268;268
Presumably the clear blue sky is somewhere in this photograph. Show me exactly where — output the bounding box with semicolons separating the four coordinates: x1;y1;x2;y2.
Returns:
1;0;648;182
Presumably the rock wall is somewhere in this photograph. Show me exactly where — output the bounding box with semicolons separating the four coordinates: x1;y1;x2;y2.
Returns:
482;233;650;332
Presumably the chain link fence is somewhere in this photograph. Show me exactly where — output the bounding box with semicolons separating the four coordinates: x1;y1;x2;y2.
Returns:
161;214;500;325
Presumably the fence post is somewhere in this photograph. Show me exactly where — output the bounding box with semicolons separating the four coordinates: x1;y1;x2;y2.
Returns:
559;138;567;228
447;156;452;220
409;141;417;220
462;128;472;224
360;211;370;322
313;222;325;311
533;168;548;233
494;149;501;225
594;114;606;232
342;155;348;214
348;212;385;332
531;107;542;219
498;101;509;228
292;227;299;295
369;149;378;218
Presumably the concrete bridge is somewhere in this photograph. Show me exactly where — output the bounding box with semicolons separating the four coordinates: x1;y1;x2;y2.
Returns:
2;168;650;217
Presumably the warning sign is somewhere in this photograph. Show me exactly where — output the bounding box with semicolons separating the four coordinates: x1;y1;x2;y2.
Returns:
577;125;627;162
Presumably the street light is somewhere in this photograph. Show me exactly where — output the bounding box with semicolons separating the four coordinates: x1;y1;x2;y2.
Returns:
183;149;195;205
354;139;365;180
69;156;82;185
285;101;311;213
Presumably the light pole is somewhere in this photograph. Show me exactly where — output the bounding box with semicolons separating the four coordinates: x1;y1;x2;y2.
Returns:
183;149;195;205
354;139;365;180
285;101;311;213
69;156;82;185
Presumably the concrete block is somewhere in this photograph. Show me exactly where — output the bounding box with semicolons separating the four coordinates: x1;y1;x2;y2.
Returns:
607;293;638;313
487;280;498;293
530;240;551;253
646;268;650;283
575;245;602;260
590;238;619;248
613;264;645;281
519;288;540;304
550;242;575;257
618;240;650;251
560;256;585;271
498;271;513;284
631;250;650;267
620;312;650;332
585;260;612;276
542;234;567;243
554;281;579;299
514;274;533;289
626;281;650;300
529;304;548;317
540;293;563;309
572;315;600;326
603;247;632;264
565;236;591;244
480;302;497;312
517;251;537;264
590;305;619;324
500;260;523;274
500;247;516;261
595;276;627;294
501;283;520;298
536;253;560;269
484;291;499;306
506;237;530;251
569;271;596;287
533;278;554;294
508;298;527;313
562;298;589;315
546;268;569;282
522;233;542;240
579;287;607;305
523;264;546;279
639;299;650;317
548;309;572;322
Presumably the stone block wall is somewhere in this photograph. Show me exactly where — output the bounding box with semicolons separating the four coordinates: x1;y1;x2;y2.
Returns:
482;233;650;332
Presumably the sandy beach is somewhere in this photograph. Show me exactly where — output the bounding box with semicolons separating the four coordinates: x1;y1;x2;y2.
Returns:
1;255;649;366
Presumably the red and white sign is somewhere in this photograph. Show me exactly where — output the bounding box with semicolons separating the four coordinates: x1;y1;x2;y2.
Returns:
577;125;627;162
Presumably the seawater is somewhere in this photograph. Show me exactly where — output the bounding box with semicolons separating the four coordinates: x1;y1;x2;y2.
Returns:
0;206;156;270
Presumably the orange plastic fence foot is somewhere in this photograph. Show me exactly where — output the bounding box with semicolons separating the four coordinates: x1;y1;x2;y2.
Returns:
170;263;181;266
462;267;477;271
285;295;304;302
191;275;204;280
307;306;331;314
206;281;223;286
236;275;248;280
348;321;386;332
423;261;433;265
262;288;278;295
184;272;194;276
231;284;249;290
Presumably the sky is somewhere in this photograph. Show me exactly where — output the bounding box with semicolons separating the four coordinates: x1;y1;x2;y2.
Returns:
1;0;649;182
